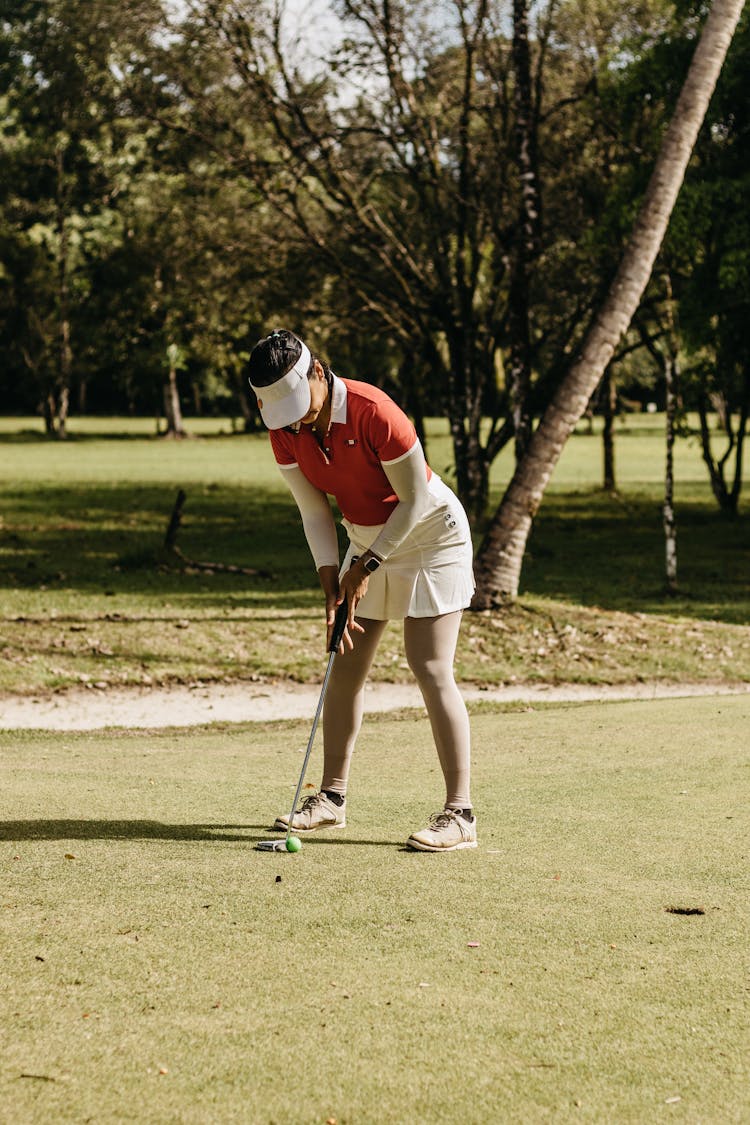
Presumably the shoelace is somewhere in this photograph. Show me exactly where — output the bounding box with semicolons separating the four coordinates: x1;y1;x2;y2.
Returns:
299;794;323;812
428;810;460;829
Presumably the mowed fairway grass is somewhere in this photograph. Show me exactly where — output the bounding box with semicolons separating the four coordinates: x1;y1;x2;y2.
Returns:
1;413;749;694
2;696;749;1124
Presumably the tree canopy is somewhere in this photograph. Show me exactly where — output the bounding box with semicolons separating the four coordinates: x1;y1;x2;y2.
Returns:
0;0;747;531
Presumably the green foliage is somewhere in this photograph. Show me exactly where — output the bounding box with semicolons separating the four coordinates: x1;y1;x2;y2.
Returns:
0;0;746;517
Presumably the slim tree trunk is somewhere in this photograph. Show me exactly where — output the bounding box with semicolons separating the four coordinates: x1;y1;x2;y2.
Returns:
43;392;56;437
54;142;72;440
233;368;256;432
508;0;542;461
662;274;680;592
698;373;748;516
729;367;749;509
639;277;682;589
163;348;186;438
663;351;678;591
472;0;744;606
602;367;617;491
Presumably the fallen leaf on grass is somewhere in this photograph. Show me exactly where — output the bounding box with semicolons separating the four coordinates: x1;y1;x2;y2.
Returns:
665;1095;682;1104
64;853;76;860
467;942;480;948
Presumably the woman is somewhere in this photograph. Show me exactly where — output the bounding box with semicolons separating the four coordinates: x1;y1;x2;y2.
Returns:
247;329;477;851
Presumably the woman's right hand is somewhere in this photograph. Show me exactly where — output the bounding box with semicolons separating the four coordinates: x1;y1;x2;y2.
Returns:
325;591;364;653
319;565;364;653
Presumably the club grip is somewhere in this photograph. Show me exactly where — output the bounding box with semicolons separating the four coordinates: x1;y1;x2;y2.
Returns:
329;597;349;653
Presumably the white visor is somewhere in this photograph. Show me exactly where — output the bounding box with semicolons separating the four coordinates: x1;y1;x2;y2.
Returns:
250;342;312;430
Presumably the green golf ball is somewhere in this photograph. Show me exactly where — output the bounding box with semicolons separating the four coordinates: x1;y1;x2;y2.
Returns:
286;836;302;853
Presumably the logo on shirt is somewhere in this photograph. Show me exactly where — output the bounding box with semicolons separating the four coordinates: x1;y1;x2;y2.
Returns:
346;439;357;446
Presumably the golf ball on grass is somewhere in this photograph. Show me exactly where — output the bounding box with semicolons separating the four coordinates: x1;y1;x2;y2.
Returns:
286;836;302;853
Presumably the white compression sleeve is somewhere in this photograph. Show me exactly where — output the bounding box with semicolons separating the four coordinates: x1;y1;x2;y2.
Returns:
368;441;432;560
278;464;340;570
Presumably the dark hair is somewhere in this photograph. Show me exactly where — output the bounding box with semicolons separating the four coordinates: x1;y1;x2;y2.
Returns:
247;328;313;388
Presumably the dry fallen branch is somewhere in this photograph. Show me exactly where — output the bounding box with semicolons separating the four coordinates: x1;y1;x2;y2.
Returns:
163;489;273;578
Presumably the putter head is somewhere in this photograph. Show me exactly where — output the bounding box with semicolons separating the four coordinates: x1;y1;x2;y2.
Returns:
256;838;288;852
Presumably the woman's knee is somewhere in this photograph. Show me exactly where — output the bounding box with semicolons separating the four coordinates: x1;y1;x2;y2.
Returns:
407;652;455;692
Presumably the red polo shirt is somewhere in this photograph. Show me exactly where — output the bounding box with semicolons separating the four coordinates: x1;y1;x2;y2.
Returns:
270;377;432;526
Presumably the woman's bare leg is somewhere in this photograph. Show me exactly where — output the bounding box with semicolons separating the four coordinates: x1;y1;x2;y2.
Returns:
403;611;471;809
320;617;388;795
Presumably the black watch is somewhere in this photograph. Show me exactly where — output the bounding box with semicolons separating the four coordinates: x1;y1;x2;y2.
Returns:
363;553;381;573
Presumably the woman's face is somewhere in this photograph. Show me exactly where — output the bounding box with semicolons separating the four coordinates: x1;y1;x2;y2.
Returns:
298;360;328;426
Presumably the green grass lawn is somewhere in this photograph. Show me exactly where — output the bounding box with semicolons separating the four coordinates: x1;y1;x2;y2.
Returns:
0;413;748;695
1;696;749;1123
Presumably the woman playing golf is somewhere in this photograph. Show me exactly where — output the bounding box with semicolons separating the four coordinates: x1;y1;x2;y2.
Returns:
248;329;477;851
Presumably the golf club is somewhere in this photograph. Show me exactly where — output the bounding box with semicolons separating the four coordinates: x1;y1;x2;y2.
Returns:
256;595;350;852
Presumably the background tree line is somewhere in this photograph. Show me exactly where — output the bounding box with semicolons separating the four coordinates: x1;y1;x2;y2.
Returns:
1;0;747;592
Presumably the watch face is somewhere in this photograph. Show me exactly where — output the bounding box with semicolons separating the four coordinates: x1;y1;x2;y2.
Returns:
364;556;380;572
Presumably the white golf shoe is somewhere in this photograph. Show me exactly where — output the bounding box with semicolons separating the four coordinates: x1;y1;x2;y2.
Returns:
406;808;478;852
273;791;346;834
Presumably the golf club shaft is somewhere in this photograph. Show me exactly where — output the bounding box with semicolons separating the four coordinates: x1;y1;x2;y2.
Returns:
285;597;350;839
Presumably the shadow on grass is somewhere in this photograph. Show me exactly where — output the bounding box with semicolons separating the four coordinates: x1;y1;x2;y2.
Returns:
0;820;400;846
1;819;273;843
3;477;747;622
0;483;318;600
0;480;349;607
0;428;259;444
520;494;750;624
0;430;159;444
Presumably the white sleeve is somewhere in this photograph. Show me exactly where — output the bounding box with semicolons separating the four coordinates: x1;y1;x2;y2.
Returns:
278;464;340;571
368;441;431;560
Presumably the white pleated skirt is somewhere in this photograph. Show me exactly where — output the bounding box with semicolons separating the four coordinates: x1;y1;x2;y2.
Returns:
340;475;475;620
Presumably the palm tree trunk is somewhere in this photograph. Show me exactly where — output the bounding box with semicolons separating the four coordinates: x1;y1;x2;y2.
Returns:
472;0;745;606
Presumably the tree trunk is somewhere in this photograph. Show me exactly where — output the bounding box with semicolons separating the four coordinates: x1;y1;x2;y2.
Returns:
663;351;678;591
508;0;542;462
472;0;744;606
398;352;427;457
233;369;254;431
446;334;488;524
602;367;617;491
57;379;70;439
43;392;56;437
729;367;749;510
54;142;72;440
698;376;747;517
163;354;186;438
